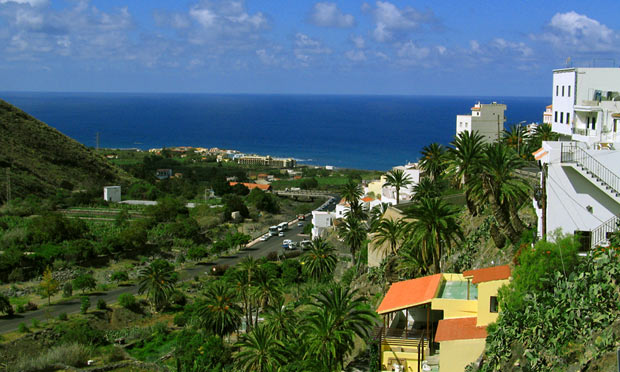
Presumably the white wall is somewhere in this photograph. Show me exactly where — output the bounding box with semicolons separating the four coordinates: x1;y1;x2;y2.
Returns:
103;186;121;203
312;211;335;239
551;69;576;136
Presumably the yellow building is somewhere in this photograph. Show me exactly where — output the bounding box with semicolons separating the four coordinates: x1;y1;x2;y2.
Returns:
376;265;511;372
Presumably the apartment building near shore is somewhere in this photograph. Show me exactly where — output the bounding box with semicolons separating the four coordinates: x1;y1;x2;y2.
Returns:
455;102;507;143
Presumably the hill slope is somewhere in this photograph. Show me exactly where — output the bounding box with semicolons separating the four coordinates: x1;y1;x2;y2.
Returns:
0;99;131;201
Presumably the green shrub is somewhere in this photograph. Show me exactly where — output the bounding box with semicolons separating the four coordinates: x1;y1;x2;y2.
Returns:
73;274;97;294
97;298;107;310
31;318;40;329
57;312;68;321
169;291;187;306
103;345;127;363
118;293;136;310
62;282;73;298
80;296;90;314
110;270;128;283
9;343;91;371
56;319;105;345
16;304;24;313
18;322;29;333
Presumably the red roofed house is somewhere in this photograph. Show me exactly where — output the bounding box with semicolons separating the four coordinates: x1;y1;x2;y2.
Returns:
229;182;272;192
375;265;511;372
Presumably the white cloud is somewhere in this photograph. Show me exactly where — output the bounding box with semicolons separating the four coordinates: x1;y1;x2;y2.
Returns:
490;38;532;57
435;45;446;55
309;2;354;28
293;33;331;65
345;49;366;61
187;1;268;43
368;1;439;42
536;11;618;53
0;0;47;7
351;35;365;49
256;48;281;66
396;40;429;59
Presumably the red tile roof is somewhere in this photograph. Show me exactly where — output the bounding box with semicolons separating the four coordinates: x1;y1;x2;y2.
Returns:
546;105;553;109
229;182;272;191
462;265;511;284
435;317;487;342
362;196;375;203
376;274;442;314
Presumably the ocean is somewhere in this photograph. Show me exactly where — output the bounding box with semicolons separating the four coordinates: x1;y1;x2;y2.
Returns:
1;92;548;171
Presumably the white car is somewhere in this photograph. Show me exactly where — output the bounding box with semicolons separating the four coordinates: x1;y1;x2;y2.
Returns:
297;222;303;227
259;234;269;241
278;231;285;237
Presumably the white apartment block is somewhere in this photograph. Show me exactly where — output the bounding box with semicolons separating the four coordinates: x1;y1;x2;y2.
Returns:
543;105;552;125
551;68;620;146
534;141;620;249
311;210;335;240
456;102;507;143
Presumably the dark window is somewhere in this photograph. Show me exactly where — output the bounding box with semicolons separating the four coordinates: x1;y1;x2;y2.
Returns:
556;85;559;96
562;86;565;96
490;296;499;313
592;116;597;130
560;112;564;123
566;113;570;125
555;111;558;122
568;86;571;97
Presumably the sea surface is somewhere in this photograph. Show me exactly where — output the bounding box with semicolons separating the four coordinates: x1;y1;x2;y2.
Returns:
1;92;548;171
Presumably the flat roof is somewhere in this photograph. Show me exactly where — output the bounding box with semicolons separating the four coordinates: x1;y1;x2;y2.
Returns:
463;265;511;284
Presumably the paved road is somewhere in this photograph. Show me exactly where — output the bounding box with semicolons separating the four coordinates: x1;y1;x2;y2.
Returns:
0;220;310;334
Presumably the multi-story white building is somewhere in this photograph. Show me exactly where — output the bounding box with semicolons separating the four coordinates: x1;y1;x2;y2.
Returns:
551;68;620;146
456;102;507;143
543;105;552;125
311;210;335;240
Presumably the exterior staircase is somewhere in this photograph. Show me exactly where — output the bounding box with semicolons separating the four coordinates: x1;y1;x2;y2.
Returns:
560;142;620;248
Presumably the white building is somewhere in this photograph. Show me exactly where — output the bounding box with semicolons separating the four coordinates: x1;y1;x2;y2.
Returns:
551;68;620;146
311;210;335;240
456;102;507;143
543;105;553;125
103;186;121;203
533;141;620;249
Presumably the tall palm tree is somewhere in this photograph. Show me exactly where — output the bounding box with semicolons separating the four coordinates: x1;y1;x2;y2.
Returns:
448;130;485;215
302;309;345;371
340;179;362;204
419;143;448;181
238;256;260;330
405;197;463;273
198;281;242;337
528;123;559;157
302;237;337;281
250;269;283;327
236;324;287;372
305;286;377;371
502;124;530;158
371;217;405;256
137;259;177;312
412;177;442;202
346;199;367;221
383;168;412;205
263;297;298;341
368;202;390;231
470;143;530;244
395;243;433;280
228;269;254;333
338;214;367;268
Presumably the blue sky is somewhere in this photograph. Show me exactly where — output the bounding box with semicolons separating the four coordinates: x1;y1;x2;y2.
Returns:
1;0;619;96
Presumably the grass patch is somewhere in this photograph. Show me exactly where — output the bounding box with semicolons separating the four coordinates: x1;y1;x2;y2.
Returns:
9;343;92;371
9;296;30;307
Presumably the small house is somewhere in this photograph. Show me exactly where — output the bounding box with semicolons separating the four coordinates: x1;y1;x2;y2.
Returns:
103;186;121;203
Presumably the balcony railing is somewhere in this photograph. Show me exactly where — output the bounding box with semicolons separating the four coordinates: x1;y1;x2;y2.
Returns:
560;143;620;197
572;127;597;137
591;215;620;248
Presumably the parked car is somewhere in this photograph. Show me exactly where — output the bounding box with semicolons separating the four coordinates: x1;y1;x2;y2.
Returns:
259;234;269;241
282;239;292;249
297;221;303;227
300;240;312;250
278;231;285;237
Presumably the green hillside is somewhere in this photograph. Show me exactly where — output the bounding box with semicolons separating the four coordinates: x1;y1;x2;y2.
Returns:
0;99;131;201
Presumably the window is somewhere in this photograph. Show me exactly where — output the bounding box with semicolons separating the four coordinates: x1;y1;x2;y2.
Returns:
560;112;564;123
556;85;559;96
490;296;498;313
592;116;596;130
566;113;570;125
562;86;565;96
555;111;558;122
568;86;571;97
614;119;618;132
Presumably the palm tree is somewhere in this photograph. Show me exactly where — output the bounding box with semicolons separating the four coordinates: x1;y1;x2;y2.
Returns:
302;309;344;371
412;177;442;202
302;237;337;281
405;197;463;273
228;269;254;333
395;244;433;280
305;286;377;371
368;202;390;231
448;130;485;214
137;259;177;312
470;143;530;244
236;324;287;372
238;256;260;330
502;124;530;158
528;123;559;155
419;143;448;181
338;214;367;268
341;179;362;204
346;198;367;221
250;269;283;327
371;217;405;256
198;281;242;337
383;168;412;205
263;297;298;341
